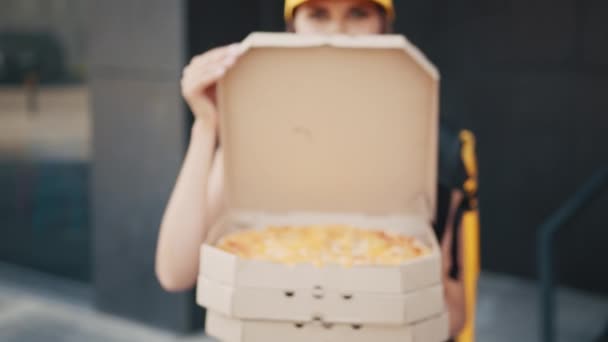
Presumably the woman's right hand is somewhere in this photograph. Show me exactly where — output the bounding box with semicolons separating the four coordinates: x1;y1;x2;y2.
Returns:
181;43;244;130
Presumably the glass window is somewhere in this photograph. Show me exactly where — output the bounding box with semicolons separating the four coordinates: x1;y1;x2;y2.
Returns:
0;0;90;282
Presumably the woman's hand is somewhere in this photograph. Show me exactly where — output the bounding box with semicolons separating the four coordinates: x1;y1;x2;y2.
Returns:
181;43;244;130
445;275;466;336
441;189;467;337
156;44;242;292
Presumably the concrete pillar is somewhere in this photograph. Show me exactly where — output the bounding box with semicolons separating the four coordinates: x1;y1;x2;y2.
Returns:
88;0;199;332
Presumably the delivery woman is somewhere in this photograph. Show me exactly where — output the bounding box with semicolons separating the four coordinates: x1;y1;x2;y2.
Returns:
156;0;474;338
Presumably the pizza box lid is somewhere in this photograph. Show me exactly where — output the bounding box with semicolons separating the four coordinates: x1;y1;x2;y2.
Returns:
217;32;439;222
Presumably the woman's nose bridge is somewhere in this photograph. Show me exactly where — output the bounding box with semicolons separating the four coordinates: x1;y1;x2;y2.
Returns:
327;18;347;34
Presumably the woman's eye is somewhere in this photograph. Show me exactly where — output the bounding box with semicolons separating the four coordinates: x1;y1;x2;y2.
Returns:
349;7;371;19
309;8;330;20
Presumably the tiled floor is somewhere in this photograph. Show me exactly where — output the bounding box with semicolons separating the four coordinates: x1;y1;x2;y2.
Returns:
476;272;607;342
0;263;210;342
0;262;606;342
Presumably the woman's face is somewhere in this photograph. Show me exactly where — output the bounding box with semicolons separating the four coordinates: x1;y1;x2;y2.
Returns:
292;0;385;35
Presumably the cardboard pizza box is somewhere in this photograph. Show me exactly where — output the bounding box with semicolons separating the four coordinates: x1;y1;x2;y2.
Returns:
197;275;444;325
205;310;449;342
197;32;442;327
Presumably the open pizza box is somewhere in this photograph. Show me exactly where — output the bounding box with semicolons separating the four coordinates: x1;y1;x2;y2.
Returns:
197;32;445;338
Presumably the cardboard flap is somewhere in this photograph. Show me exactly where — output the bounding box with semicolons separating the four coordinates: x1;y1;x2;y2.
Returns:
219;33;439;220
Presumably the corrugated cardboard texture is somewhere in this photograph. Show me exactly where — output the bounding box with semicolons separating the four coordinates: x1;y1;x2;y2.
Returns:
197;276;444;325
206;311;449;342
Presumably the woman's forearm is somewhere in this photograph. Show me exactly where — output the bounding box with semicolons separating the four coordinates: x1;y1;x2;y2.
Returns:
155;120;216;291
442;190;467;337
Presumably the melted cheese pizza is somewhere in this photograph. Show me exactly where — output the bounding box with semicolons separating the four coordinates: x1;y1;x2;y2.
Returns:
217;225;429;267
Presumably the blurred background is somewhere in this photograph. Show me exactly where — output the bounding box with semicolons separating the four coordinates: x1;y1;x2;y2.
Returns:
0;0;606;341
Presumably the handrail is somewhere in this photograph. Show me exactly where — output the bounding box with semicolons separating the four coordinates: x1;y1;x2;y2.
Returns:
538;166;608;342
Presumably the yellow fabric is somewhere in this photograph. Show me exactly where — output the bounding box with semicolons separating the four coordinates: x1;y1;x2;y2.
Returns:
459;130;478;209
285;0;395;22
457;130;480;342
457;210;480;342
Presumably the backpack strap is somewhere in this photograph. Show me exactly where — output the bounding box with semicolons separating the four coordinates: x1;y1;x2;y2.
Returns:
456;130;480;342
459;130;479;210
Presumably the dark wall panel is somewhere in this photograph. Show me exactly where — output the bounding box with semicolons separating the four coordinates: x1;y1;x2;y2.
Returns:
408;0;608;293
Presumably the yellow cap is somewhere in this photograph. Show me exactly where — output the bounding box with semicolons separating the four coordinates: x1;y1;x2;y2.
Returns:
285;0;394;22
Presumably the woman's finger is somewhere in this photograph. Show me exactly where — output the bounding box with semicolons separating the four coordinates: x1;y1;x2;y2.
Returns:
188;43;243;70
181;67;226;98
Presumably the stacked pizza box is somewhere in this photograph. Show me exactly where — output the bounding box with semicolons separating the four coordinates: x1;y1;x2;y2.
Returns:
197;32;448;342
